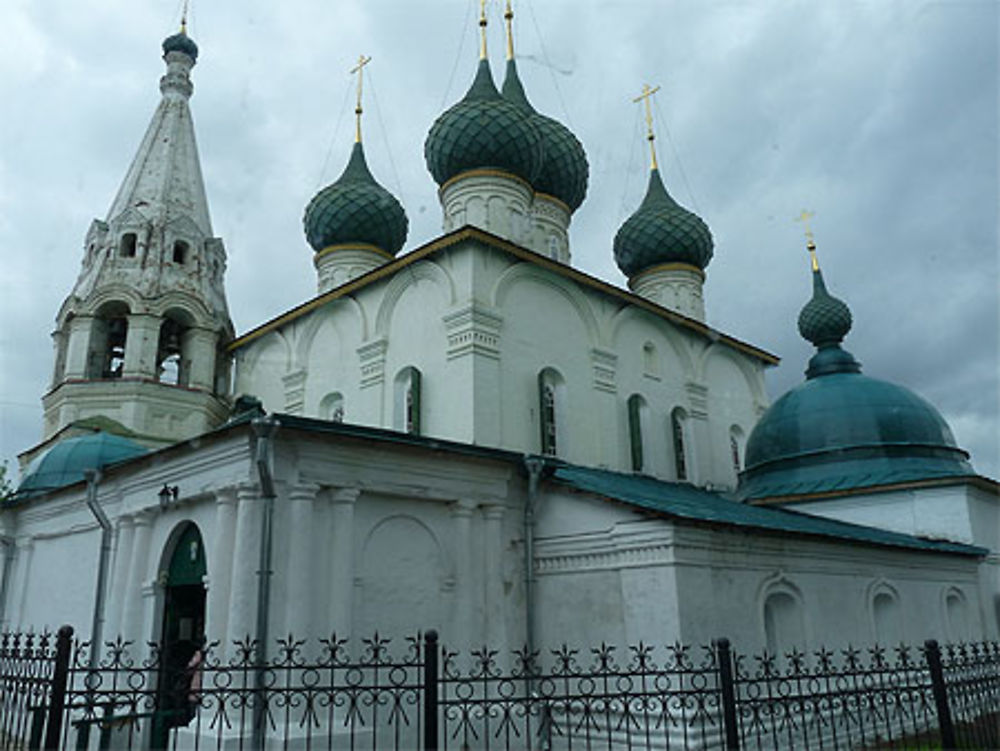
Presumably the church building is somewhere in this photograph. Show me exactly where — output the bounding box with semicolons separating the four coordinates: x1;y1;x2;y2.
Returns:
3;5;997;667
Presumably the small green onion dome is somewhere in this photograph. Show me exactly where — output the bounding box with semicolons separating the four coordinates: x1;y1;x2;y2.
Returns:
303;142;408;256
162;31;198;61
501;60;588;212
737;269;972;501
425;59;543;187
14;432;148;499
613;168;714;277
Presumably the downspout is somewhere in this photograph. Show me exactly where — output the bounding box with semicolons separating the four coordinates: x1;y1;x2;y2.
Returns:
251;416;278;749
522;456;545;680
82;468;111;670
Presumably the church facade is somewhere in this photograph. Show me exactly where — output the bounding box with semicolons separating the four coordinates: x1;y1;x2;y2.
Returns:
3;6;998;670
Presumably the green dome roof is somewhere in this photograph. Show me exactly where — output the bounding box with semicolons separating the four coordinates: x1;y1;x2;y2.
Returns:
15;432;148;499
162;31;198;61
303;142;408;256
613;168;714;277
425;59;543;187
738;268;972;500
501;60;588;212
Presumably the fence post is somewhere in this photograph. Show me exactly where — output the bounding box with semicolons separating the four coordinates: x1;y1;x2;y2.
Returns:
924;639;956;750
44;624;74;751
714;638;740;751
423;630;439;751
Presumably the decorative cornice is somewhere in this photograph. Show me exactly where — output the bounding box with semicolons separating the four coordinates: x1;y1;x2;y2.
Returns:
281;368;307;414
357;338;388;388
443;303;503;360
590;348;618;393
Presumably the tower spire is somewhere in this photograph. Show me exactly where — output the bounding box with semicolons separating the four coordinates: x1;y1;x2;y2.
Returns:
350;54;372;143
504;0;514;61
180;0;189;33
633;84;661;171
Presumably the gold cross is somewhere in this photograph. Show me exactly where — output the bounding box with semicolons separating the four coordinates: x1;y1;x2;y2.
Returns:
350;54;372;143
505;0;515;61
795;209;819;270
180;0;190;32
633;84;661;170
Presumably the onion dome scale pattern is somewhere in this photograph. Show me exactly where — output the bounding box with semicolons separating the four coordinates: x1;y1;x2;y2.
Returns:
425;60;543;187
162;31;198;60
304;142;408;256
613;168;714;277
501;60;588;212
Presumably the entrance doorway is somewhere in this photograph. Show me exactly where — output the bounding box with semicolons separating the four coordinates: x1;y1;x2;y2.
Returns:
153;523;206;748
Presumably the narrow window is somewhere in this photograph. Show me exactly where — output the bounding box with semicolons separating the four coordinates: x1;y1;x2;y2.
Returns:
172;240;189;264
671;409;688;481
873;592;902;645
628;394;644;472
538;373;557;456
104;317;127;378
642;342;659;377
320;392;344;422
763;591;805;655
157;317;187;386
119;232;137;258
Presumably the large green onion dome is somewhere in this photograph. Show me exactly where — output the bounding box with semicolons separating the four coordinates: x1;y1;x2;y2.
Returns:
15;432;149;499
162;30;198;61
425;59;543;187
501;60;588;212
613;168;713;277
737;266;972;501
303;142;408;257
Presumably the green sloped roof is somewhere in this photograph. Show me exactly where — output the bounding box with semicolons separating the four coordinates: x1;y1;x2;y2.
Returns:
552;465;985;557
15;432;149;499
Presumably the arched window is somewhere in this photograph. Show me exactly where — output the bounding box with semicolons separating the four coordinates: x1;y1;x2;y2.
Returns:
395;367;422;435
119;232;137;258
627;394;646;472
670;408;689;481
157;315;189;386
945;588;970;642
87;303;129;379
320;392;345;423
873;591;903;645
642;342;659;378
172;240;189;264
729;425;745;476
538;369;565;456
763;591;805;655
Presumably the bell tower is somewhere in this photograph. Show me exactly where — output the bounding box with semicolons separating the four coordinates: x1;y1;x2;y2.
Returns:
41;26;233;449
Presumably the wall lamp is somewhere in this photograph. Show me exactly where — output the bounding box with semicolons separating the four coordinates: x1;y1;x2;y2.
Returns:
158;484;180;511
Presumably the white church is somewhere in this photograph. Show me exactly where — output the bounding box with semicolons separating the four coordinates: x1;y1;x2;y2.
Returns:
3;5;998;667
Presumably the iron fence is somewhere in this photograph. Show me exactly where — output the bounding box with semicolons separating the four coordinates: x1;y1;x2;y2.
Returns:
0;626;996;750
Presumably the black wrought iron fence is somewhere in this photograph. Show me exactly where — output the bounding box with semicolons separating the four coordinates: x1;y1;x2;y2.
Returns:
0;626;996;750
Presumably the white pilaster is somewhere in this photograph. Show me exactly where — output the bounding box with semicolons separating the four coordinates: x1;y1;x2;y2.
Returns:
184;326;219;391
483;505;508;657
123;313;161;378
227;485;262;643
327;488;359;638
285;484;319;637
121;512;153;643
206;487;238;650
105;515;135;639
450;501;476;650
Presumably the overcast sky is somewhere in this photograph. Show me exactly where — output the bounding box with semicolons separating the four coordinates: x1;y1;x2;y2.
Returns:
1;0;997;481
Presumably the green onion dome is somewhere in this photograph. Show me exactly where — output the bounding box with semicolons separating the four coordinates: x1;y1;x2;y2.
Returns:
501;60;588;212
162;31;198;61
425;59;543;187
15;432;148;500
613;168;713;277
737;269;972;501
303;142;408;256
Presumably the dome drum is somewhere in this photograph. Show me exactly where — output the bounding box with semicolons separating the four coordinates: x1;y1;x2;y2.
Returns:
440;170;534;246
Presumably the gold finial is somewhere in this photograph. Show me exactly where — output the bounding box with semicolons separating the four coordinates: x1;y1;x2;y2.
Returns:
479;0;489;60
633;84;661;171
350;54;372;143
180;0;189;33
504;0;514;61
796;209;819;271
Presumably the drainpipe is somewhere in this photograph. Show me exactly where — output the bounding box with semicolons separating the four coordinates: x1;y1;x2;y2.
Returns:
251;416;278;749
523;456;545;681
82;468;110;670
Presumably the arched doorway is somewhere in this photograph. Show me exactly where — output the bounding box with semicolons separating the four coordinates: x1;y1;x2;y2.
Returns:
153;523;207;747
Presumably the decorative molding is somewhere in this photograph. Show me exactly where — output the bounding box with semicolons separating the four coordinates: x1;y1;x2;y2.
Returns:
443;304;503;360
685;381;709;418
282;368;307;414
357;338;388;388
590;348;618;393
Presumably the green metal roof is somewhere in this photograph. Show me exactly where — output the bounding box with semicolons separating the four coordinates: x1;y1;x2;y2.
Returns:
425;59;543;186
303;142;408;255
613;168;714;276
553;465;985;557
162;31;198;61
14;432;149;499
